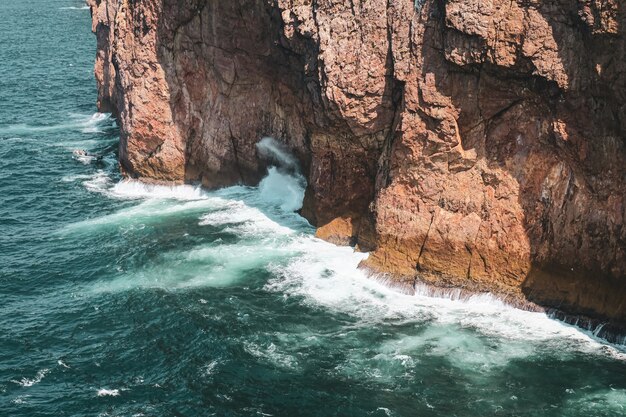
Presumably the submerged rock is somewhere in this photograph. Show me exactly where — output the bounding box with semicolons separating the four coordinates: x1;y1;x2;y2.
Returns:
88;0;626;331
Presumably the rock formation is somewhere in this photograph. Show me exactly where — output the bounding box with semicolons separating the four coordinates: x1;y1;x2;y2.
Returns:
88;0;626;333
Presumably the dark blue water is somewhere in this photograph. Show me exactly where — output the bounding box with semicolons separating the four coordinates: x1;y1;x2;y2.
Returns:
1;1;626;416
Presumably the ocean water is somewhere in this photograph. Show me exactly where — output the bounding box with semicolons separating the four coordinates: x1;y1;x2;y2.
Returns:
1;1;626;416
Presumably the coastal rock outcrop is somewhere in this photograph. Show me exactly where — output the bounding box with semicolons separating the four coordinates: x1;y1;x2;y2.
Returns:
88;0;626;332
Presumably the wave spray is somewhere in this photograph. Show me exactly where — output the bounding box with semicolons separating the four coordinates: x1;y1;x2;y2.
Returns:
256;137;306;212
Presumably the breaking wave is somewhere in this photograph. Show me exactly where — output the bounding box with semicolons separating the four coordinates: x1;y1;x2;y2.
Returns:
97;388;120;397
11;369;50;387
73;139;626;361
7;3;626;414
0;113;114;137
110;180;207;201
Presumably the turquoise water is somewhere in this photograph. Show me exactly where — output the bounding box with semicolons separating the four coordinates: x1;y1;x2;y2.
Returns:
2;1;626;416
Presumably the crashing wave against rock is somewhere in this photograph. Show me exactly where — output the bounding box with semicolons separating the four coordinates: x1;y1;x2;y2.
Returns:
87;0;626;333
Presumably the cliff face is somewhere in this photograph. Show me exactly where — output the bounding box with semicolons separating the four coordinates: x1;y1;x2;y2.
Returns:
89;0;626;330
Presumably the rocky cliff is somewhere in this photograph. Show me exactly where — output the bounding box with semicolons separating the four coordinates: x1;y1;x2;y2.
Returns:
88;0;626;334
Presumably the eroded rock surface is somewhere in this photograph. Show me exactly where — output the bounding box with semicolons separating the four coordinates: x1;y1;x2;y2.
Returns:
89;0;626;330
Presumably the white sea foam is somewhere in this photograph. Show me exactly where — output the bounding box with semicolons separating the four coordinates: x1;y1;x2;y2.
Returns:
81;139;625;361
376;408;394;417
92;240;297;292
81;169;306;291
0;113;113;136
263;234;626;362
255;137;306;212
60;6;90;10
75;113;113;133
244;341;299;370
261;239;626;386
564;388;626;414
97;388;120;397
200;360;220;377
83;170;113;194
199;199;293;236
11;395;30;404
66;198;223;233
61;173;93;183
82;177;211;202
258;167;305;212
11;369;49;387
109;180;207;200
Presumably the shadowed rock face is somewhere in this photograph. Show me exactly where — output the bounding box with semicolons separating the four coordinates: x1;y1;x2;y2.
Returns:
88;0;626;329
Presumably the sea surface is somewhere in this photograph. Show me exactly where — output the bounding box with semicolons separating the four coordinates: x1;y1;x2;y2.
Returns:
1;1;626;416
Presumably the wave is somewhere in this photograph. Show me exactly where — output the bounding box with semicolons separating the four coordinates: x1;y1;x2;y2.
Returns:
64;198;220;234
77;169;309;292
59;6;90;10
0;113;114;137
244;341;299;370
258;167;306;212
200;360;220;377
75;139;626;361
11;395;30;405
82;170;114;194
87;178;626;358
100;242;298;291
74;112;115;133
78;176;207;201
61;173;95;183
96;388;120;397
256;137;306;211
11;369;49;387
264;244;626;382
271;240;626;353
199;199;294;236
109;180;207;200
565;388;626;415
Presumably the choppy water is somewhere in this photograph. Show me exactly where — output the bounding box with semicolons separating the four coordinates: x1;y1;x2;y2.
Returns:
2;1;626;416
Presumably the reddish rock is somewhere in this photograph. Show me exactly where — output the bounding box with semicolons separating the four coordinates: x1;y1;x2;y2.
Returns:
89;0;626;330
